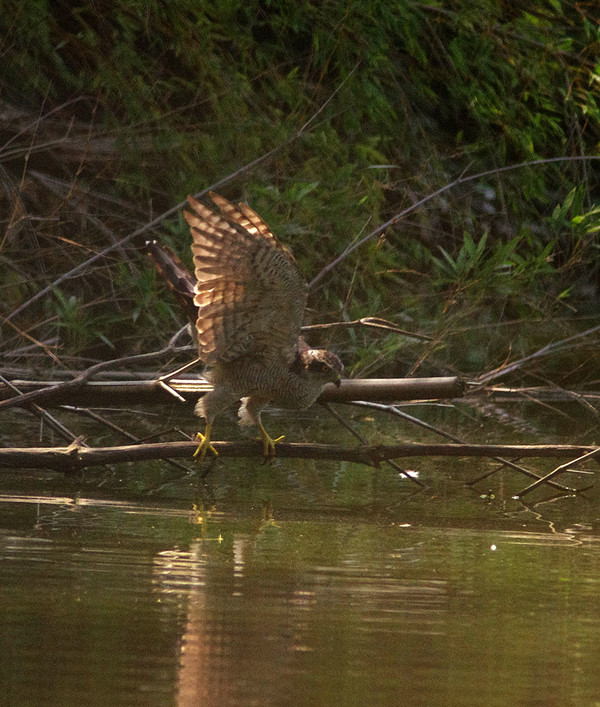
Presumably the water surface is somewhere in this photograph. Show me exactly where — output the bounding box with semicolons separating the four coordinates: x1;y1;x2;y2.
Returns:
1;405;599;705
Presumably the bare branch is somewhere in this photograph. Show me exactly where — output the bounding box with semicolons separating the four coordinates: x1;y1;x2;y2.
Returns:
0;374;87;447
321;401;427;487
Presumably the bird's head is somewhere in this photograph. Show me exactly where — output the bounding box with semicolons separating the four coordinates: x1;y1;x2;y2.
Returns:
303;348;343;387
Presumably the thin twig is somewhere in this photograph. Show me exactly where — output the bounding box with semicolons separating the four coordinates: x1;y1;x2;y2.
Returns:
30;169;137;267
0;96;92;154
0;374;87;447
63;406;194;476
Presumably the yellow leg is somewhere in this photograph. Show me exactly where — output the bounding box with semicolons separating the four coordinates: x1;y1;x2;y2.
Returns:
193;423;218;459
258;422;285;459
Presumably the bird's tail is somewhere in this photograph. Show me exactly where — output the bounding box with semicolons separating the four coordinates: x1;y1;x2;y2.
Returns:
145;240;198;324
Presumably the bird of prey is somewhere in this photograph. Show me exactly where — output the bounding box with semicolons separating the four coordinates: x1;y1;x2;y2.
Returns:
147;192;343;458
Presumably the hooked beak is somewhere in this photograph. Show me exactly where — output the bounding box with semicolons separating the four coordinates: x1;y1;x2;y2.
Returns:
334;376;342;388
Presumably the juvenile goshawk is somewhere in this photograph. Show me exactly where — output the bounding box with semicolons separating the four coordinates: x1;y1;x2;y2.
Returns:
148;192;343;458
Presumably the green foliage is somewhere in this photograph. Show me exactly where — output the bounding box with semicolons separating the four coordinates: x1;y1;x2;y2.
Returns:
431;230;558;298
50;287;116;353
0;0;598;379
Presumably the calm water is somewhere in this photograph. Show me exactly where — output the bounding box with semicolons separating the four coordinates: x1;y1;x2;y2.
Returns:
1;406;599;705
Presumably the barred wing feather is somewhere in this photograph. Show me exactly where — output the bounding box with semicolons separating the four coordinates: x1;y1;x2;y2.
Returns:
185;193;308;366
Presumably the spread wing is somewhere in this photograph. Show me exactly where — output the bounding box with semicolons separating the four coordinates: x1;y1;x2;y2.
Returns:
185;192;308;366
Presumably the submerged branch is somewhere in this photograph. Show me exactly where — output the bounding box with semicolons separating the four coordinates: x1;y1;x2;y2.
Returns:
515;446;600;498
346;399;576;492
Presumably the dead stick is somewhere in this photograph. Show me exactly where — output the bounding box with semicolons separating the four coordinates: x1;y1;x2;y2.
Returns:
0;374;86;446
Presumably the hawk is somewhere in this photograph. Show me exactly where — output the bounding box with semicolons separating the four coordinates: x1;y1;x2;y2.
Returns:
148;192;343;458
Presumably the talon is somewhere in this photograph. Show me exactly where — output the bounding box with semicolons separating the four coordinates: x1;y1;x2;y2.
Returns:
193;425;218;459
259;423;284;459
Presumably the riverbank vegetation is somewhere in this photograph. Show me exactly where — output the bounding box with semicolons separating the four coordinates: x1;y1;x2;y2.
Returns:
1;1;599;388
